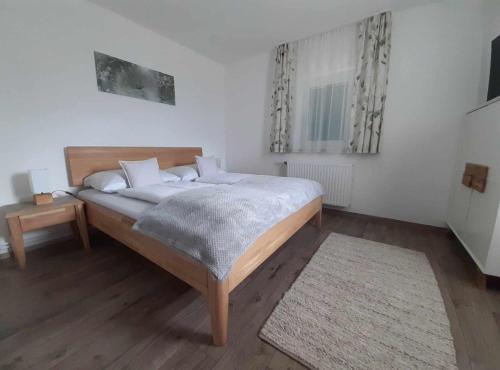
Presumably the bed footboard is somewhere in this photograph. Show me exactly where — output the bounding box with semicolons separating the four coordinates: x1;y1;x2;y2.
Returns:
83;197;322;346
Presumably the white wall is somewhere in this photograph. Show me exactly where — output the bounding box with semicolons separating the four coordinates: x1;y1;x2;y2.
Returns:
478;0;500;104
225;1;484;227
0;0;488;255
0;0;226;250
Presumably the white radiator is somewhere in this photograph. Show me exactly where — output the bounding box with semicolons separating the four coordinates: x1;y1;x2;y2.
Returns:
286;162;353;207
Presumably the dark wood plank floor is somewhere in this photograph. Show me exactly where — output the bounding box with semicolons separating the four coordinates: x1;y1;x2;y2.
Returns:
1;210;499;370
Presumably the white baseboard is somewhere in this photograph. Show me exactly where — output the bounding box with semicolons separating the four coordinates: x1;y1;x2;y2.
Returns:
0;226;73;259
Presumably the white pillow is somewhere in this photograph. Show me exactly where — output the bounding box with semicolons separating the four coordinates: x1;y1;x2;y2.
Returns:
159;170;181;183
83;169;128;193
119;158;163;188
164;164;199;181
195;156;219;177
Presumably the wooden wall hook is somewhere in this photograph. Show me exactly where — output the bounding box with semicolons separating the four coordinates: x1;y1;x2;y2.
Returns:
462;163;488;193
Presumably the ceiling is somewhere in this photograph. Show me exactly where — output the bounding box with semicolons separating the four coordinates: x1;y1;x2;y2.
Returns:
89;0;437;64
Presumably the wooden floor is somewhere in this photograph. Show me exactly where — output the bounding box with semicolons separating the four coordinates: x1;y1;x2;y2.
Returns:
1;210;500;370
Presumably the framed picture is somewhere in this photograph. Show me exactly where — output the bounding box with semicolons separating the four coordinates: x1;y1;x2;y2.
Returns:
94;51;175;105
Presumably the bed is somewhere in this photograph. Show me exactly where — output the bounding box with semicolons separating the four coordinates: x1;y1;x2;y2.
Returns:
65;146;322;346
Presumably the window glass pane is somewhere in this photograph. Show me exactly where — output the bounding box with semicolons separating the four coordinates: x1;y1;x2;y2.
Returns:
308;82;346;141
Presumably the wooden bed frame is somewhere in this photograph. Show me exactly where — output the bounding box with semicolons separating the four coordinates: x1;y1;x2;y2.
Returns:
65;146;322;346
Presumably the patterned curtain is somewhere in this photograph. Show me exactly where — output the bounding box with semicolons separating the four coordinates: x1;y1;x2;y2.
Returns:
270;43;296;153
347;12;392;154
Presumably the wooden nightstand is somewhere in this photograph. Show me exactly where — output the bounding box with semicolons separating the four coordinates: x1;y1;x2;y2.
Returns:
5;196;90;269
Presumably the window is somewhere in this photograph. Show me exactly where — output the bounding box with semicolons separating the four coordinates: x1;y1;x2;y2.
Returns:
289;24;357;153
308;82;349;142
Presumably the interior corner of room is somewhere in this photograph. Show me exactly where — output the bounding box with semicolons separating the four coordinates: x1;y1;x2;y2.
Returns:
226;0;498;227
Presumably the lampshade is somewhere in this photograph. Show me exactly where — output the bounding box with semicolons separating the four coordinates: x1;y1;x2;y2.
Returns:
28;169;51;194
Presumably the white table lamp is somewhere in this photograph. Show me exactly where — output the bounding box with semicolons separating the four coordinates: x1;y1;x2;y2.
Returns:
28;169;53;205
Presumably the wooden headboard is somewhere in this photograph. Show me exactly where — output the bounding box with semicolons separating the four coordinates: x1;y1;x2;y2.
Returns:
65;146;202;186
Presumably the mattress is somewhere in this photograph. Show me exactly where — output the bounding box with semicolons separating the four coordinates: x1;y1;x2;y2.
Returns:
78;189;154;220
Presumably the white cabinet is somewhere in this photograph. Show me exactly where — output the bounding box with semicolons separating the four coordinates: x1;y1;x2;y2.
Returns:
447;100;500;278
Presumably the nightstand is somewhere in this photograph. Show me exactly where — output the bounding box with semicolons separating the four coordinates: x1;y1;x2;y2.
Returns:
5;196;90;269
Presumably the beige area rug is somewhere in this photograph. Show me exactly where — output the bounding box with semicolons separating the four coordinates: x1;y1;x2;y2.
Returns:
260;233;457;370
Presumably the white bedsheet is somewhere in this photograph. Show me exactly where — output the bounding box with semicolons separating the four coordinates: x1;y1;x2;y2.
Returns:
78;189;154;220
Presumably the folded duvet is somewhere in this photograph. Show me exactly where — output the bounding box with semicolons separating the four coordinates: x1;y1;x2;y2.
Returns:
118;182;213;203
133;175;322;280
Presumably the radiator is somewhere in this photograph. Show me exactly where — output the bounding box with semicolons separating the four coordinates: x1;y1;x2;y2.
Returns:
286;162;353;207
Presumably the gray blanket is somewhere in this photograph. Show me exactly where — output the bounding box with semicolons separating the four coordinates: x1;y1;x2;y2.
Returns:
133;175;322;280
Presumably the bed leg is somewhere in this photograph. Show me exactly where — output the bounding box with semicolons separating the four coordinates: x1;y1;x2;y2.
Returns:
312;208;322;229
207;276;229;346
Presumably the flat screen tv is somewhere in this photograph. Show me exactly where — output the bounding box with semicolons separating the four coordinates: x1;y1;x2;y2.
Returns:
487;35;500;101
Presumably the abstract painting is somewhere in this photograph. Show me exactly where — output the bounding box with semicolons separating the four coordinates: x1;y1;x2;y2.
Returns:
94;51;175;105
